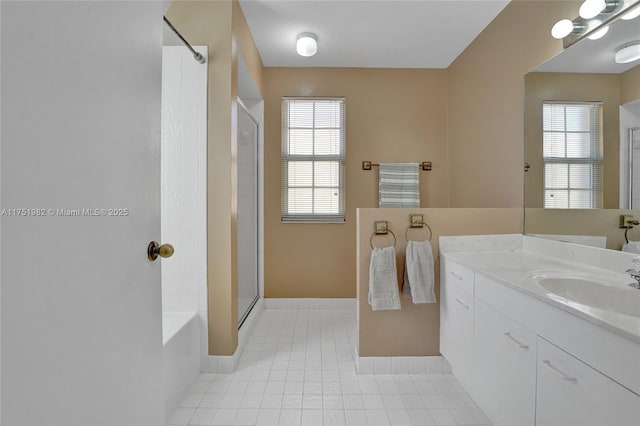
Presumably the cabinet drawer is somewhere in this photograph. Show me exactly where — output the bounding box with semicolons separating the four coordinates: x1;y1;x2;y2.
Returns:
441;257;474;294
536;337;640;426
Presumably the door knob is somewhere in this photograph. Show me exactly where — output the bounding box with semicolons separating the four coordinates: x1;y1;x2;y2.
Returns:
147;241;174;261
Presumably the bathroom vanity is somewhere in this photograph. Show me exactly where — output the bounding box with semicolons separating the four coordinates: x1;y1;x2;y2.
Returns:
439;235;640;426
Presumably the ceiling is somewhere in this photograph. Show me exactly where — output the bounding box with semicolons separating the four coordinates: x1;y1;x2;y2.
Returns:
238;0;510;68
535;12;640;74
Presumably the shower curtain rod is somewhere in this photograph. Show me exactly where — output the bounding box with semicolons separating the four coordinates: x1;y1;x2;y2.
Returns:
163;16;206;64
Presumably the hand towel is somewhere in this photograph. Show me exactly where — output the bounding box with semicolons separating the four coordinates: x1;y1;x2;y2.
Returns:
623;241;640;254
368;246;401;311
402;240;436;303
378;163;420;208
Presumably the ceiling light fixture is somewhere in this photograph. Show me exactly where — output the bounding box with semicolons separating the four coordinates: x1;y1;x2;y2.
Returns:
615;41;640;63
551;19;575;39
579;0;607;19
296;33;317;57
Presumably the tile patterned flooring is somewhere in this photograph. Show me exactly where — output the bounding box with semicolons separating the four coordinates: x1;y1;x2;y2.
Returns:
167;308;491;426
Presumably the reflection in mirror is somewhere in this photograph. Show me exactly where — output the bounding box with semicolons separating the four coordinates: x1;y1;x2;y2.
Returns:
524;9;640;251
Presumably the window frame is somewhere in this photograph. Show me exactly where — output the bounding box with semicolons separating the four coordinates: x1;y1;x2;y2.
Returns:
281;97;346;223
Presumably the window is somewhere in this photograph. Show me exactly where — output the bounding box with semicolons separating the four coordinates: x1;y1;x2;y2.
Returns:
281;97;345;222
543;102;603;208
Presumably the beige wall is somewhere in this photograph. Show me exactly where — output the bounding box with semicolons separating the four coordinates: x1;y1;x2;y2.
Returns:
524;73;621;209
263;68;449;298
447;0;579;208
357;208;522;357
167;0;263;356
525;208;640;250
622;64;640;105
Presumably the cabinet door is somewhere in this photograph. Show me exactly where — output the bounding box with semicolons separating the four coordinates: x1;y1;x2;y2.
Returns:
440;279;474;383
473;300;536;426
536;337;640;426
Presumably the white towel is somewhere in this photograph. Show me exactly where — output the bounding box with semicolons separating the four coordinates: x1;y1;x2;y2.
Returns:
368;246;401;311
402;240;436;304
623;241;640;254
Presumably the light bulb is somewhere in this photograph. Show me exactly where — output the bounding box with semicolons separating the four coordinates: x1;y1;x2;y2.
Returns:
579;0;606;19
621;4;640;20
587;21;609;40
296;33;317;57
551;19;574;39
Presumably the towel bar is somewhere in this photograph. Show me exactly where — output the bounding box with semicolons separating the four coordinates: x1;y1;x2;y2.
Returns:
362;161;432;171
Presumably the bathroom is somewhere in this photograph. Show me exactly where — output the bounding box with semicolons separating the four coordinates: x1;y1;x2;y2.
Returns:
1;0;639;425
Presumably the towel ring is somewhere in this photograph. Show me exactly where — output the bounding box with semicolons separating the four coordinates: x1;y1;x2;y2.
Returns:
405;222;433;242
370;229;397;250
625;226;632;244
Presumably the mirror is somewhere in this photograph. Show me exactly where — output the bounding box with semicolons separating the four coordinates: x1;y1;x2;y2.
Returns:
524;10;640;250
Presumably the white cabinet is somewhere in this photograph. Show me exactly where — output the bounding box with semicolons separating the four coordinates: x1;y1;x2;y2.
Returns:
536;337;640;426
474;299;536;426
439;254;640;426
440;258;475;386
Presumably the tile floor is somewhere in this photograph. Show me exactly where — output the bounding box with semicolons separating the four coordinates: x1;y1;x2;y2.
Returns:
167;307;491;426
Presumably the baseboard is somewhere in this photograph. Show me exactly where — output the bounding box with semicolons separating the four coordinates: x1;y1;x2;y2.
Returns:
203;297;265;373
263;298;356;310
354;347;452;374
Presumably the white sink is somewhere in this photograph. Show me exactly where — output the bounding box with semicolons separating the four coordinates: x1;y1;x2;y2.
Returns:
529;272;640;319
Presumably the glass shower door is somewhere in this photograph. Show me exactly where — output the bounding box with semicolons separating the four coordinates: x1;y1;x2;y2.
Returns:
237;100;260;326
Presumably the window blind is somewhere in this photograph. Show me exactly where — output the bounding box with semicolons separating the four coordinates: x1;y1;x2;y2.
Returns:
281;97;345;222
543;102;603;209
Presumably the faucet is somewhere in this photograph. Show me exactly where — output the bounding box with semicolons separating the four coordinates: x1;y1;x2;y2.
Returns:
626;257;640;289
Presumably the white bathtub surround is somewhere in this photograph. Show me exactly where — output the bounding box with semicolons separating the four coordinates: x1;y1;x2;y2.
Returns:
163;312;200;416
167;305;492;426
161;45;209;376
440;234;640;426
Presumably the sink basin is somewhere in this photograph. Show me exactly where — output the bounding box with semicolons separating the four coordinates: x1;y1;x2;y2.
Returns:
529;272;640;319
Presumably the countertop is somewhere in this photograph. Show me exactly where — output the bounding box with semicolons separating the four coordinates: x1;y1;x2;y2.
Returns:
442;249;640;343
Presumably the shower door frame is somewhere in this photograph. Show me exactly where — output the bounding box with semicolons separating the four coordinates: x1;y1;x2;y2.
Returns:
628;127;640;209
237;98;261;328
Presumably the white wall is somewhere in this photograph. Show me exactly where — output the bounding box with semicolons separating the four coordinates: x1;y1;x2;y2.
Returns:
1;1;165;424
161;46;209;371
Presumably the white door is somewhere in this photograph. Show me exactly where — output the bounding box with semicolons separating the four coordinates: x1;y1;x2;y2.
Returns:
1;2;165;425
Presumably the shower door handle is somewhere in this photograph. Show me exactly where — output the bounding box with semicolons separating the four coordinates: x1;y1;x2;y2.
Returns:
147;241;175;261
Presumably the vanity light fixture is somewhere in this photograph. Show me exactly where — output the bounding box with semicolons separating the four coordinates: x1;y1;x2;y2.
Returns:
615;41;640;63
296;33;318;57
552;0;640;48
579;0;607;19
621;2;640;19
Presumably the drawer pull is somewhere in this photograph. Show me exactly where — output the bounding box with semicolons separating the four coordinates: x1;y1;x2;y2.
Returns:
454;298;470;310
543;360;577;382
503;332;529;350
450;272;464;281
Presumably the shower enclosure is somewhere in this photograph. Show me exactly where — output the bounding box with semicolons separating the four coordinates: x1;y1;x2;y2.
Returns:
237;100;260;326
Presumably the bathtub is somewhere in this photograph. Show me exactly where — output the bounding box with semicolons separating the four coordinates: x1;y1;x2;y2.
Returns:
163;311;200;416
